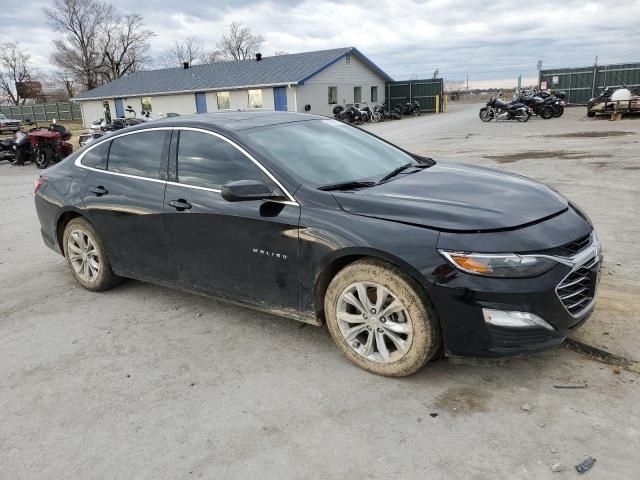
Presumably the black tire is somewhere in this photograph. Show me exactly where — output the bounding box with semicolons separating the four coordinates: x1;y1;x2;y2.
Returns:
516;109;530;122
35;150;49;169
479;107;493;122
412;107;421;116
324;258;441;377
587;110;596;117
540;106;554;119
552;104;564;117
62;217;121;291
332;105;344;116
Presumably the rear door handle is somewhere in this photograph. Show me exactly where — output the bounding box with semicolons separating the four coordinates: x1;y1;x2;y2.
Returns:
167;199;192;211
89;186;108;196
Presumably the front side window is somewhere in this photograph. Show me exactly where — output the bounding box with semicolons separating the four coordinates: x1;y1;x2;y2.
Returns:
248;89;263;109
353;86;361;104
141;97;152;113
217;91;230;110
107;131;167;179
328;86;337;104
371;86;378;103
177;130;268;189
82;140;110;170
242;119;414;187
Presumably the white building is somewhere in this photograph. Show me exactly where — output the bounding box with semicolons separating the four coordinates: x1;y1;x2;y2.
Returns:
73;47;392;127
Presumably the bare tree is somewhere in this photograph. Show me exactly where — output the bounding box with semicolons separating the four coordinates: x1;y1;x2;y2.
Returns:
100;13;154;81
217;22;264;61
45;0;114;90
0;42;34;105
204;49;224;64
45;0;153;90
159;36;206;68
273;50;289;56
52;70;77;100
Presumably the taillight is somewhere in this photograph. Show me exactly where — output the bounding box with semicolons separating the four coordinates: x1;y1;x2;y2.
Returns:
34;176;45;193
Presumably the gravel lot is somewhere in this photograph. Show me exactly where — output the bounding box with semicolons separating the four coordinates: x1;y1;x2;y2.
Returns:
1;104;638;479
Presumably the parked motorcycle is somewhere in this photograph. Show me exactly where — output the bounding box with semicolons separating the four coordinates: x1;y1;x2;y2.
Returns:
479;96;531;122
0;130;32;165
29;122;73;169
371;104;386;123
333;105;365;124
393;100;421;116
515;94;554;119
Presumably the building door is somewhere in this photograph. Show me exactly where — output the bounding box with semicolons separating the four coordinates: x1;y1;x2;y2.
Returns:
273;87;287;111
114;98;124;118
102;100;112;123
195;93;207;113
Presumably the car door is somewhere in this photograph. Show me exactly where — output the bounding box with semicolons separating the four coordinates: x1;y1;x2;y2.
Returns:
80;129;173;280
163;128;300;312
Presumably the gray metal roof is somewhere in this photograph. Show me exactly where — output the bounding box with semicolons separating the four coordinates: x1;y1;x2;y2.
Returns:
74;47;392;101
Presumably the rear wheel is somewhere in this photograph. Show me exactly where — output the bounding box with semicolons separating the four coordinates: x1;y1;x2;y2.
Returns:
411;106;421;116
540;106;554;119
587;110;596;117
63;218;121;291
324;259;440;376
516;109;530;122
552;104;564;117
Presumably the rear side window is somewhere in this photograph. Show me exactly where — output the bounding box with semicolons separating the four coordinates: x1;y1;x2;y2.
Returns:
177;130;268;189
107;131;167;179
82;141;110;170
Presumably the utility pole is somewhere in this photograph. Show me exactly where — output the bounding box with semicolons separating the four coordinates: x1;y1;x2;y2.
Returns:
466;74;469;92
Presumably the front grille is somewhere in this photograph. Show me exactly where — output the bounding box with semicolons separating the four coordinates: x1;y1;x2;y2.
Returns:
545;233;592;257
556;256;599;316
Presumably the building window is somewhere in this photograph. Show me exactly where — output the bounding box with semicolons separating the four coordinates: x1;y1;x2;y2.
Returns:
371;86;378;103
353;86;361;104
345;54;351;64
328;86;337;104
217;91;230;110
141;96;152;113
248;89;263;109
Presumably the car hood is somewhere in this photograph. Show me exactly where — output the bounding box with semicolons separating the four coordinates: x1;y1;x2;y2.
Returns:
331;162;568;232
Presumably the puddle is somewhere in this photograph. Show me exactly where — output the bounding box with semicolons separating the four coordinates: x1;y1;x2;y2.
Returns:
432;386;492;416
544;131;634;138
484;150;613;163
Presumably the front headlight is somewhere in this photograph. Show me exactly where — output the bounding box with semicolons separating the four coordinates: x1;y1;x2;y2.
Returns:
439;251;557;278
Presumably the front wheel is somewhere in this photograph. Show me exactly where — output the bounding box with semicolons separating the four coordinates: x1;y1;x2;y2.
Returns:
324;259;441;376
371;111;383;123
411;107;421;116
479;107;493;122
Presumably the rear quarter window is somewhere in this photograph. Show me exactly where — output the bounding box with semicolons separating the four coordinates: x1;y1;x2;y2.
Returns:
81;141;110;170
107;131;168;179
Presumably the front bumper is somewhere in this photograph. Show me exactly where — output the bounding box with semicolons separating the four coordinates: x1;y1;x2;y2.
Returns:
429;235;602;358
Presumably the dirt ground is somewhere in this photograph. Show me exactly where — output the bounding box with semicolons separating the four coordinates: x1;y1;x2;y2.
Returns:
1;104;639;479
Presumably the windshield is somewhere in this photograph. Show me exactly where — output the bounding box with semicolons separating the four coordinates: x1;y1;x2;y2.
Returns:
241;119;415;187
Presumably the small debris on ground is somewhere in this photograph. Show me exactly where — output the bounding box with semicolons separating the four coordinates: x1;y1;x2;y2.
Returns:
417;417;423;423
520;403;531;412
551;463;563;473
612;368;621;375
550;447;558;454
575;456;596;474
195;313;202;317
190;382;196;387
553;383;588;389
429;413;438;418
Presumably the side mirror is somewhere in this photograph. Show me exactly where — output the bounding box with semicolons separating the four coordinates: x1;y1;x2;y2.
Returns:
221;180;283;202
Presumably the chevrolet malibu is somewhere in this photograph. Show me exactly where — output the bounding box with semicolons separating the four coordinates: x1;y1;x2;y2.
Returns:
34;112;602;376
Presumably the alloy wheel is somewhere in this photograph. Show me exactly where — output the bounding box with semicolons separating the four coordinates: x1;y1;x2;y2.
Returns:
336;282;413;364
67;229;101;282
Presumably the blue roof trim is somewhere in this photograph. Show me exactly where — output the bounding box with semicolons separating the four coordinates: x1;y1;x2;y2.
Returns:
297;47;393;85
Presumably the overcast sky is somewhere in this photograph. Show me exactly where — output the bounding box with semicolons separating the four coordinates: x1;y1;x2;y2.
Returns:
2;0;639;88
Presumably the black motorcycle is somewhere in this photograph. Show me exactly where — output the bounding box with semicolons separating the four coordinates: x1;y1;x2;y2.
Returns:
479;97;531;122
394;100;421;116
516;95;554;119
333;105;364;124
0;130;32;165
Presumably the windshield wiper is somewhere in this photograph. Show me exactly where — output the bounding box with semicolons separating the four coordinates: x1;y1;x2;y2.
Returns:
377;162;429;184
318;180;376;191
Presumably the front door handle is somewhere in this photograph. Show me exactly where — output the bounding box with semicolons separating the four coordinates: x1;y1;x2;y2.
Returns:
168;199;192;211
89;185;108;196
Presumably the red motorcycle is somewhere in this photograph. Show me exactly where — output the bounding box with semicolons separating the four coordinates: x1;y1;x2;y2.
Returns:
29;123;73;169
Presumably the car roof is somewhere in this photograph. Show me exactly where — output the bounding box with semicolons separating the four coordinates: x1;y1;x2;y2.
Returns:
135;111;324;133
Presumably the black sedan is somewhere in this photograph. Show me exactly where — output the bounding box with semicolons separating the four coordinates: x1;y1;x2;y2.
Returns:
34;112;602;376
